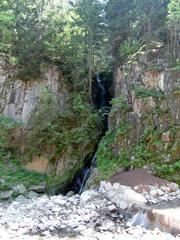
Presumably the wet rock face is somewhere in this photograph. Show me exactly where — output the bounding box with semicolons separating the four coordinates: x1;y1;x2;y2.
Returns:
0;59;69;122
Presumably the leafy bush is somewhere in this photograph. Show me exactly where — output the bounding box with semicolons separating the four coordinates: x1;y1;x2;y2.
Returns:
0;115;16;146
110;96;131;115
119;39;140;60
0;115;17;148
0;160;46;191
170;59;180;70
25;90;103;159
96;122;132;179
134;86;165;98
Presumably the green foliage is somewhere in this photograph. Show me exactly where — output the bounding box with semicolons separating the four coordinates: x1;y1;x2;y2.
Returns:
0;114;17;148
96;121;132;179
0;0;108;84
23;90;103;192
110;97;131;114
74;0;108;77
119;39;140;60
109;97;132;127
134;86;165;98
96;130;119;179
0;158;46;191
25;86;59;155
116;123;132;136
130;127;162;168
97;120;180;186
167;0;180;59
152;161;180;184
168;0;180;24
105;0;169;60
25;90;103;159
0;0;174;81
0;0;14;53
0;115;44;192
170;59;180;70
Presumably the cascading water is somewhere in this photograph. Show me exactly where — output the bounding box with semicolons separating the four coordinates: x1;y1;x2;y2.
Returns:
78;155;96;194
72;73;109;194
96;73;106;109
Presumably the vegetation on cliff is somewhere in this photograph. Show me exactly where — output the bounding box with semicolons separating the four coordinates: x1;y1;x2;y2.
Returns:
0;0;180;192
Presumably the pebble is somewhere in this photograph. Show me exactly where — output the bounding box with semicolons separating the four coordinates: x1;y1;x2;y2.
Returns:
150;190;158;197
0;182;179;240
156;189;164;196
41;230;51;236
108;204;117;212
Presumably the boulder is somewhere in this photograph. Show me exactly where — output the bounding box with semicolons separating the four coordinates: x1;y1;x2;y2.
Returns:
80;190;98;203
0;190;14;200
26;191;39;199
132;199;180;235
29;182;46;193
100;182;147;210
12;184;27;195
66;191;74;197
0;178;5;184
15;195;27;202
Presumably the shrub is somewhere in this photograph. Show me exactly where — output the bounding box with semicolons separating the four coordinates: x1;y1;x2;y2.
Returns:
134;86;165;98
0;115;17;150
119;39;140;60
25;90;103;159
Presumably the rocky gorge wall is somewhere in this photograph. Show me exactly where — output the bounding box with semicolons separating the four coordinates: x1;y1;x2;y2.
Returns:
0;55;102;193
0;56;69;123
96;43;180;184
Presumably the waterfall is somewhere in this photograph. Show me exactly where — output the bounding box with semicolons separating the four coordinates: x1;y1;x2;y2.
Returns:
96;73;106;110
71;74;109;194
79;168;91;194
78;155;96;194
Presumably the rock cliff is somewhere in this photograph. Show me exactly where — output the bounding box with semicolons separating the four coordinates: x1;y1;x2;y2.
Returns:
97;43;180;184
0;56;102;193
0;56;69;122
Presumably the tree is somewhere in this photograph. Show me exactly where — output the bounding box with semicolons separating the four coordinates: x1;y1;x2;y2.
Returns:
167;0;180;59
74;0;107;96
105;0;134;58
0;0;108;91
11;0;46;77
0;0;14;53
105;0;169;62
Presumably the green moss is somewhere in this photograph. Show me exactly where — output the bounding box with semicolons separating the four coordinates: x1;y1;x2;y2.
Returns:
46;151;87;193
